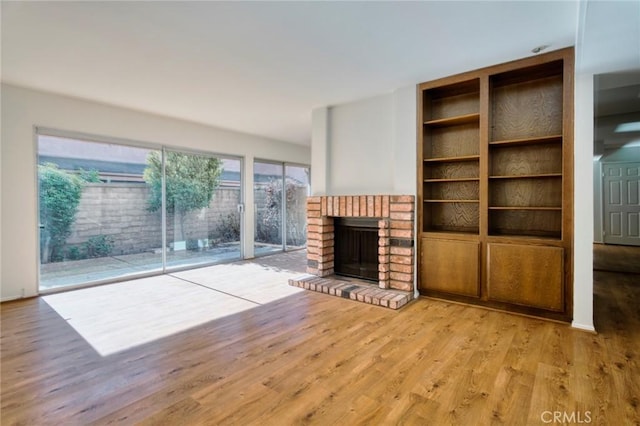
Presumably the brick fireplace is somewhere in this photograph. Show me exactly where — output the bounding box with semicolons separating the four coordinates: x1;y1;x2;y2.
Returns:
305;195;415;292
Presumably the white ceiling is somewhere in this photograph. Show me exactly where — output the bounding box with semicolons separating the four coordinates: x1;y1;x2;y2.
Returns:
1;1;637;146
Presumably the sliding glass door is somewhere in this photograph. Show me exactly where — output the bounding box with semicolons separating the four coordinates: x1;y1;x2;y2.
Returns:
37;133;242;291
253;161;309;256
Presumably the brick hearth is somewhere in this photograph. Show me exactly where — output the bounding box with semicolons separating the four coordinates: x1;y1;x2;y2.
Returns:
303;195;415;292
288;275;413;310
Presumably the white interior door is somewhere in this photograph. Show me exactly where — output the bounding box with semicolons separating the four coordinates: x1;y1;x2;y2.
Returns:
603;162;640;246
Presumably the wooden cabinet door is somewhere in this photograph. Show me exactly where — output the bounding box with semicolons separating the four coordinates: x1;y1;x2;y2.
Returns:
487;243;564;311
420;238;480;297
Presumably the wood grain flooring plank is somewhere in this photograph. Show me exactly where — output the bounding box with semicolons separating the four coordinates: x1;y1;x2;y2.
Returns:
2;249;640;425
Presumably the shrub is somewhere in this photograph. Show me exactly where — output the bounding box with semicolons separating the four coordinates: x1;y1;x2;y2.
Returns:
214;212;241;244
144;152;222;241
39;163;84;263
186;238;200;251
84;234;114;258
78;168;101;183
257;178;307;246
67;245;87;260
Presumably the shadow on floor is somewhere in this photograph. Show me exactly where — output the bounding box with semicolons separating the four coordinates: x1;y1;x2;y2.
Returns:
593;243;640;274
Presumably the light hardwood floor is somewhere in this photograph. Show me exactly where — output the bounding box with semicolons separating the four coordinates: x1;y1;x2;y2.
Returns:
1;248;639;425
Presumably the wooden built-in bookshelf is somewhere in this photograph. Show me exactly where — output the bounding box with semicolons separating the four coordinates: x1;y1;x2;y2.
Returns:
417;48;574;321
422;78;481;235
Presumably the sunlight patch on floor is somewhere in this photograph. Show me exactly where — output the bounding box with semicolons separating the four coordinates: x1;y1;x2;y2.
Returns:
171;262;305;304
43;263;304;356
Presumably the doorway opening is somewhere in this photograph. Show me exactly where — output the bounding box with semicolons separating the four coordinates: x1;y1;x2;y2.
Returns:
593;72;640;248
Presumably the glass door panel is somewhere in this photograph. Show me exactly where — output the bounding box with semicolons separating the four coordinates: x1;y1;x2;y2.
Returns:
164;152;241;270
211;158;243;261
38;135;162;290
254;161;284;256
285;164;310;250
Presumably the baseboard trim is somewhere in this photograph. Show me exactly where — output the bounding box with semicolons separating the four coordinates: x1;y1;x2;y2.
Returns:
571;321;597;333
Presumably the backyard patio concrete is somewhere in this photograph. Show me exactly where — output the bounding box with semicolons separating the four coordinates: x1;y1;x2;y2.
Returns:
40;243;300;290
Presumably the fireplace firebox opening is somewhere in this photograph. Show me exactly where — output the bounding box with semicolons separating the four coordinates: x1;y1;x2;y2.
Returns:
334;217;379;282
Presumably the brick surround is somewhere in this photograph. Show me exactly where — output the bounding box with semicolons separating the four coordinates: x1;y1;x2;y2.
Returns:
305;195;415;292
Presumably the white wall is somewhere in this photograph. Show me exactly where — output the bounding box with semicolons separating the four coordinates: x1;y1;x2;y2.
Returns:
391;86;418;194
310;107;328;196
327;93;394;194
573;72;595;331
601;146;640;162
0;84;310;301
312;87;416;197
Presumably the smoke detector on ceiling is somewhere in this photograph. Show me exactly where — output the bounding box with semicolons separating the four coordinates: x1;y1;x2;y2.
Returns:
531;45;550;54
